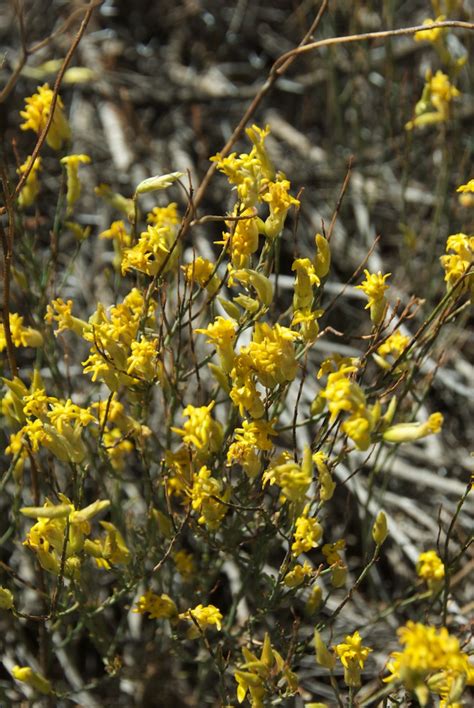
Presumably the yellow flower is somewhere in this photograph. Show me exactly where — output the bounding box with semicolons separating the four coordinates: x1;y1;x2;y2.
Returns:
189;466;229;530
133;591;178;620
384;622;472;706
100;220;131;247
291;505;322;556
217;207;260;269
84;521;131;569
172;401;223;453
147;202;180;227
313;451;336;502
227;418;277;478
126;336;160;381
196;316;237;374
414;16;446;43
12;666;52;695
0;313;43;352
292;258;320;309
20;496;110;577
457;178;474;194
406;71;460;130
45;298;87;336
241;322;299;389
60;154;91;213
181;256;218;293
383;412;443;443
283;560;312;587
262;178;300;239
20;83;70;150
179;603;223;638
335;631;372;687
263;448;312;504
211;124;271;206
17;156;42;208
417;550;445;588
356;269;390;324
440;232;474;296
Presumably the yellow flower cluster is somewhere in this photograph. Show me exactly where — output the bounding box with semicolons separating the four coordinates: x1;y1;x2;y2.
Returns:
417;549;445;590
121;203;180;276
291;504;322;556
20;83;70;150
20;496;129;578
440;232;474;298
384;621;474;706
234;633;298;707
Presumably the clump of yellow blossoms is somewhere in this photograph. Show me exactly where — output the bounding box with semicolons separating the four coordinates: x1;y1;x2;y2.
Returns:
20;83;70;150
440;232;474;298
234;633;298;707
291;505;322;556
417;549;445;590
20;496;130;578
384;621;473;706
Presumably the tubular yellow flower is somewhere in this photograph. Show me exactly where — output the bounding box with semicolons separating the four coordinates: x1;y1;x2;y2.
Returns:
356;269;390;324
292;258;320;310
12;666;52;695
172;401;223;453
262;178;300;239
60;154;91;213
335;631;372;687
196;316;237;373
17;156;41;208
0;313;43;352
457;178;474;194
406;71;460;130
20;83;70;150
133;591;178;620
217;207;260;269
241;322;299;389
383;412;443;443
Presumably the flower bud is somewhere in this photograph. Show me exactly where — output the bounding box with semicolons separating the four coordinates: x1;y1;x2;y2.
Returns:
372;510;388;547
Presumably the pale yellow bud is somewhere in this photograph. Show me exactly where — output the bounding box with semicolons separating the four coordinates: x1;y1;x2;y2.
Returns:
372;510;388;546
0;587;14;610
314;630;336;669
